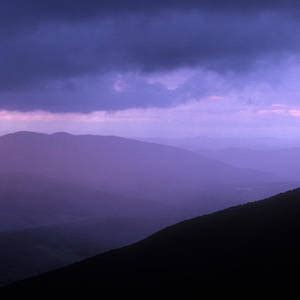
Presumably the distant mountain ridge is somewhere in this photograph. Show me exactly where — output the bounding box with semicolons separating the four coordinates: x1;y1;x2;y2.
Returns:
0;131;270;187
0;132;283;205
198;147;300;182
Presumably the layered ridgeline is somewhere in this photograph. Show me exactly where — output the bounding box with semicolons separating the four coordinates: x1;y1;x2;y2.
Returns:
5;188;300;292
0;132;296;285
0;132;294;218
198;147;300;182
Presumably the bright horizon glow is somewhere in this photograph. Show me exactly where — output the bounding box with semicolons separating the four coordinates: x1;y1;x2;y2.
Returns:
1;98;300;139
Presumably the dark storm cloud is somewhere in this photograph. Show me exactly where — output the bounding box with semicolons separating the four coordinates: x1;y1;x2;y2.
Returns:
1;0;300;23
1;12;298;87
0;0;300;111
0;1;299;35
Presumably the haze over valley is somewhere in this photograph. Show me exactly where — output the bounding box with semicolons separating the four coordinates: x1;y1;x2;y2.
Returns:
0;132;298;285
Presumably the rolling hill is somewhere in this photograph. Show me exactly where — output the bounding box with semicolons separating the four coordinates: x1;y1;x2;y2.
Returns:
0;131;292;217
6;188;300;293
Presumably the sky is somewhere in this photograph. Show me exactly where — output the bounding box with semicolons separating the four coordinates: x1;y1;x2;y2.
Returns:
1;0;300;138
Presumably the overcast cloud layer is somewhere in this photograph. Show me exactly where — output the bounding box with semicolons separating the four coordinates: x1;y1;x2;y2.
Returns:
0;1;300;112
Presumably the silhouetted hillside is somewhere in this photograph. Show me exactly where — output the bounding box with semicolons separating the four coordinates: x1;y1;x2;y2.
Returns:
5;188;300;293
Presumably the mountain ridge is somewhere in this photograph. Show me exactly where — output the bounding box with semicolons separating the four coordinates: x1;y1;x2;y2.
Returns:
0;131;285;217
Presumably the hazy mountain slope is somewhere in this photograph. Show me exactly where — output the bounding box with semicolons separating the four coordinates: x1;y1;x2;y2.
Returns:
198;147;300;182
0;132;274;202
0;131;292;219
0;173;169;232
0;173;174;285
0;217;160;286
8;188;300;292
143;136;300;151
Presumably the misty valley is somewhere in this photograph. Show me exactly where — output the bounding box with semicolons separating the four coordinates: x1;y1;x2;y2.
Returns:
0;132;299;294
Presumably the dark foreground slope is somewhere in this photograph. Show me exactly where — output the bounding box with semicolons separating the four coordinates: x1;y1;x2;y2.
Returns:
5;188;300;293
